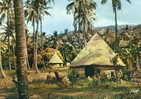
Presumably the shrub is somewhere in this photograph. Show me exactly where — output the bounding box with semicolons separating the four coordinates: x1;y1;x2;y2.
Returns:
68;70;79;86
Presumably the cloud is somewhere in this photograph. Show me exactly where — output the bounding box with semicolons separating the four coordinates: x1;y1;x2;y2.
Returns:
42;0;141;34
95;0;141;26
42;8;73;34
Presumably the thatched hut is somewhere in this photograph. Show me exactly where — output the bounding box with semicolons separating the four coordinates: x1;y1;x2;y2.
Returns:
48;53;64;68
71;33;126;77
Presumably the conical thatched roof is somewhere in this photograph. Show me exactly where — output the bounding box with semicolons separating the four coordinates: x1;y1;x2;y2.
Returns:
49;53;63;64
71;33;125;68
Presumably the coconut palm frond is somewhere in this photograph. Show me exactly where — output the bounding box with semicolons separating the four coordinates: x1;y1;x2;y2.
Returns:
101;0;108;4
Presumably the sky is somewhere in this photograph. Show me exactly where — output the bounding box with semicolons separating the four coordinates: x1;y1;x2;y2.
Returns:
41;0;141;34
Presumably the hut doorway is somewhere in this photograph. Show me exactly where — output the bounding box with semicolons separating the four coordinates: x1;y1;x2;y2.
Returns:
85;66;100;77
85;66;94;77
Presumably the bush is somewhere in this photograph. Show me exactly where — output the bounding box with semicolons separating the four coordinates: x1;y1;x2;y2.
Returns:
122;68;132;81
68;70;79;86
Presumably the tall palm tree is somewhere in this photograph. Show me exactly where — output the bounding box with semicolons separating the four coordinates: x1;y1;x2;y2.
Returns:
14;0;29;98
25;0;52;72
0;0;15;70
25;6;40;72
39;5;51;49
101;0;131;42
66;0;96;33
0;21;16;68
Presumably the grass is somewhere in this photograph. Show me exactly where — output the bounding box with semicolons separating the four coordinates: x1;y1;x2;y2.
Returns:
1;70;141;99
29;78;141;96
5;70;15;77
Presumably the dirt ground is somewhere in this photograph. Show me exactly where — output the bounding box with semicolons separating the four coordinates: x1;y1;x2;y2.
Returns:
1;72;141;99
0;88;16;99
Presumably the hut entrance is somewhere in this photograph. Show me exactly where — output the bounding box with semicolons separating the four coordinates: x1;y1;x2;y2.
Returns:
85;66;100;77
85;66;94;77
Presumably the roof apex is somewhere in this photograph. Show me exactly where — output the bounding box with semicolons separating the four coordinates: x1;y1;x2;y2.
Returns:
71;33;125;67
49;53;63;64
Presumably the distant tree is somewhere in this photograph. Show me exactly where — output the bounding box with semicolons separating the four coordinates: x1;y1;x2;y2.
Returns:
101;0;131;42
64;29;69;34
66;0;96;33
59;40;78;63
117;32;140;71
52;31;59;49
25;0;53;72
0;21;16;69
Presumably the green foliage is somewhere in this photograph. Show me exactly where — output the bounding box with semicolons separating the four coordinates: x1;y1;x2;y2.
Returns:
66;0;96;32
122;67;131;80
88;79;101;88
39;48;64;64
101;0;131;11
68;70;79;85
100;73;110;82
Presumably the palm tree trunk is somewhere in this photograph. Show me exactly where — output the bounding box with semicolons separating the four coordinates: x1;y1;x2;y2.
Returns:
35;21;39;72
0;52;6;78
25;31;30;70
114;7;118;42
136;55;140;71
32;21;35;69
40;19;43;49
33;20;39;73
7;14;12;70
26;47;30;70
127;56;133;71
14;0;29;98
8;34;12;70
13;44;16;69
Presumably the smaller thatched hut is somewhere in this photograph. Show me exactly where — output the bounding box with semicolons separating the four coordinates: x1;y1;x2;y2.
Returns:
48;53;64;68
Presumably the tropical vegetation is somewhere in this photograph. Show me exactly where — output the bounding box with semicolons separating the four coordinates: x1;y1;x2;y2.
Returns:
0;0;140;99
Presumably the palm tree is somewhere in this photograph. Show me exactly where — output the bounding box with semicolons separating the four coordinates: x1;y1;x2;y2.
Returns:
37;0;52;48
0;0;15;70
25;0;52;72
0;21;16;69
25;6;39;72
0;0;14;24
66;0;96;33
14;0;29;98
101;0;131;42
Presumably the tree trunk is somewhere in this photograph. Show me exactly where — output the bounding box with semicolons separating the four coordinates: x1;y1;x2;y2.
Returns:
127;56;134;71
113;7;119;50
7;14;12;70
13;44;16;69
40;19;43;49
8;33;12;70
26;47;30;70
14;0;29;98
33;20;39;73
136;55;140;71
0;52;6;78
25;31;30;70
114;7;118;41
